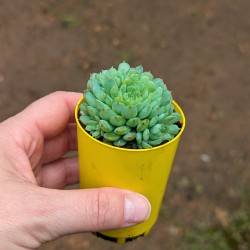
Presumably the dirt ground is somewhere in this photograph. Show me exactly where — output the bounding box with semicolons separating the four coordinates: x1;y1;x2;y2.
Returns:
0;0;249;249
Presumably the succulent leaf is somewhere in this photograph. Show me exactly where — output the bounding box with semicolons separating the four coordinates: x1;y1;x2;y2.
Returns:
148;139;163;146
142;141;152;149
99;120;114;133
80;62;181;148
136;132;143;144
96;99;110;110
99;109;117;120
112;101;125;115
79;103;88;113
92;130;101;138
126;117;140;127
104;94;113;107
165;124;180;135
103;78;115;94
104;132;120;141
86;106;99;116
162;133;173;141
118;62;130;73
85;91;97;107
110;83;119;99
121;106;137;119
149;116;158;128
150;124;162;135
143;129;150;141
113;138;127;147
123;132;137;141
138;105;153;119
79;115;91;125
162;113;181;125
114;126;131;135
137;119;149;132
109;115;126;127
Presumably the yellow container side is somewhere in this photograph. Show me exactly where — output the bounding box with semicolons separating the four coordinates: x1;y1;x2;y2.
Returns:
75;99;186;242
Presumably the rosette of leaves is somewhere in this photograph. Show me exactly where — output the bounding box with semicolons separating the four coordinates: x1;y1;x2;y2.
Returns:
79;62;181;149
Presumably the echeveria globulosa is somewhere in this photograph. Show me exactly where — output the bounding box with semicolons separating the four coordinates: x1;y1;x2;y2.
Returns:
79;62;181;149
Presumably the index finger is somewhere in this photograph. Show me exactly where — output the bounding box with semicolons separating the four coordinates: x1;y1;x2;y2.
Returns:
17;91;82;139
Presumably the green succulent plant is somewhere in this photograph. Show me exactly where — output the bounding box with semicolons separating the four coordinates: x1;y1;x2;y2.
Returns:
79;62;181;149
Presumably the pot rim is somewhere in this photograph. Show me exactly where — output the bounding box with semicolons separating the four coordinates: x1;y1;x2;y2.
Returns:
75;98;186;152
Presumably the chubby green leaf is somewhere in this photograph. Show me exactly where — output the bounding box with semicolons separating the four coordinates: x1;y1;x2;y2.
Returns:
149;134;160;140
141;75;150;84
99;109;117;120
162;133;173;141
92;130;101;138
148;104;166;118
113;138;127;147
104;132;120;142
148;139;163;146
135;65;143;73
150;124;162;134
142;141;152;149
114;126;131;135
86;106;99;116
79;103;88;114
162;113;181;125
161;90;172;106
158;113;167;122
103;78;115;94
120;83;127;94
110;115;126;126
112;101;125;115
126;117;140;127
121;106;138;119
110;83;119;99
149;116;158;128
118;62;130;74
154;78;165;88
137;119;149;132
79;115;91;125
88;120;98;126
103;138;113;145
96;99;110;110
153;87;163;100
142;72;153;80
136;132;143;144
138;105;153;119
85;91;97;107
104;94;113;107
143;129;150;141
85;125;94;132
123;132;137;141
99;120;114;133
87;79;93;89
91;81;106;102
165;103;173;115
165;124;180;135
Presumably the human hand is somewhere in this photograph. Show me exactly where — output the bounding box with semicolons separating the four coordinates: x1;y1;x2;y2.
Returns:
0;91;151;249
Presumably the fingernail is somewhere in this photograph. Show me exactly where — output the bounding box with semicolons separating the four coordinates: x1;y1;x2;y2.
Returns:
124;193;151;224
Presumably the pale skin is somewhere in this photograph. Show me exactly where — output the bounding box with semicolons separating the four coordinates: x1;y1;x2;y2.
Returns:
0;91;151;250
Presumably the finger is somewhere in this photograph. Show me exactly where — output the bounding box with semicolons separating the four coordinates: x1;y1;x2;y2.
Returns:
40;157;79;189
37;187;151;239
16;91;82;139
42;123;77;164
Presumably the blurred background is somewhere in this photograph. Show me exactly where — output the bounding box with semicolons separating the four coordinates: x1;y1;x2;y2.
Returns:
0;0;249;249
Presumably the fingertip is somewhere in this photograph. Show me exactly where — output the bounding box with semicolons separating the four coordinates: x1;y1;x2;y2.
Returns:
124;193;151;225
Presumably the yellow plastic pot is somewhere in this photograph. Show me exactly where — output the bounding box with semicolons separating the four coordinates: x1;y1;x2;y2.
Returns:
75;98;185;243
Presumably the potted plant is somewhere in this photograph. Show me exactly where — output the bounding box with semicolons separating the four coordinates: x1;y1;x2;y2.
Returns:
75;62;186;243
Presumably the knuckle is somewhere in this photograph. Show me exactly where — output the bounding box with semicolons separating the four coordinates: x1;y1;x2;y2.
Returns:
90;189;112;229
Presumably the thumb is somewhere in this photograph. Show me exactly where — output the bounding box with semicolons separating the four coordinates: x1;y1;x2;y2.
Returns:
39;187;151;239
